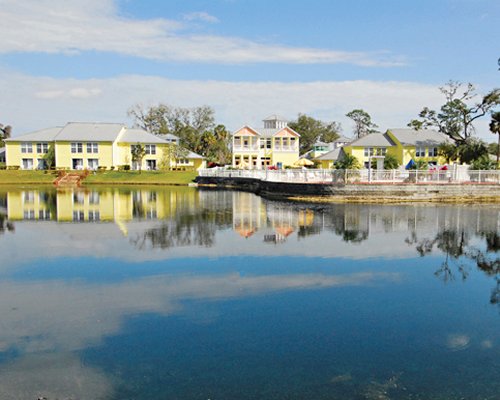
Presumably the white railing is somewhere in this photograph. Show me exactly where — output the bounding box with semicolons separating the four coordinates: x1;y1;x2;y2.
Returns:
198;168;500;184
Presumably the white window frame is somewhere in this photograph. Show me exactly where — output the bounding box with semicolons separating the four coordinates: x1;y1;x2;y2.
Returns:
87;158;99;171
71;142;83;153
21;143;33;153
22;158;34;170
36;143;48;154
416;147;425;157
145;144;156;155
87;142;98;153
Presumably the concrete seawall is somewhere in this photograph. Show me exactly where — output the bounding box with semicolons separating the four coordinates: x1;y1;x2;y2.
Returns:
195;176;500;203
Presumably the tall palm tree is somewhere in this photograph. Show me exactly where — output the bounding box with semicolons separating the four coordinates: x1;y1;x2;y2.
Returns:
490;112;500;163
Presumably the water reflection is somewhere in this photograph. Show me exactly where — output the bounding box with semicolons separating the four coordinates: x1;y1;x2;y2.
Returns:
0;187;499;399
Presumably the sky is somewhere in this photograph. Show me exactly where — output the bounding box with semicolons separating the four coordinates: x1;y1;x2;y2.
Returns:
0;0;499;140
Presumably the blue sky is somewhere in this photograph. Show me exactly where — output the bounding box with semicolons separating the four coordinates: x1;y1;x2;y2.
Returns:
0;0;499;139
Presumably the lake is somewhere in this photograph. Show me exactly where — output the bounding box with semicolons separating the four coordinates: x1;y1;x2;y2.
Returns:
0;186;498;400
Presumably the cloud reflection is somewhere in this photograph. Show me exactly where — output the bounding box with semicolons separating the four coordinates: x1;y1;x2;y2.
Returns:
0;272;399;354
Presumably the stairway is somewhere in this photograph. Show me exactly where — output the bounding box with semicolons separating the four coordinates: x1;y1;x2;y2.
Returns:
53;172;84;187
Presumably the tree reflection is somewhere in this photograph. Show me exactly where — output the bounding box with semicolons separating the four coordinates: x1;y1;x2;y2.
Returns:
0;193;14;235
131;206;232;250
0;212;14;235
407;226;499;308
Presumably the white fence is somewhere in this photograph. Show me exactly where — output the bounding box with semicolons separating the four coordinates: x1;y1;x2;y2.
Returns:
198;168;500;185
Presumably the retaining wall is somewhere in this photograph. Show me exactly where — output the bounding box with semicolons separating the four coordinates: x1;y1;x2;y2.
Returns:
195;176;500;201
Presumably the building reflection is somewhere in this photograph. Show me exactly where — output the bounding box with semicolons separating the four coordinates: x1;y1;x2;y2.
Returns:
4;189;500;249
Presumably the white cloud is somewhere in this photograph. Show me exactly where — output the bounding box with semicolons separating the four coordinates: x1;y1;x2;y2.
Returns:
0;69;456;139
0;0;403;66
183;11;220;24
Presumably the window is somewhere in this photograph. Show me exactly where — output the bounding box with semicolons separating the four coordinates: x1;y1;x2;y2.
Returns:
266;139;272;149
260;139;266;149
274;138;280;149
21;143;33;153
429;147;438;157
36;143;48;153
364;147;375;157
39;210;51;220
73;211;84;222
37;159;46;170
73;192;85;205
88;210;100;222
23;191;35;203
88;159;99;170
87;142;98;153
23;210;35;220
290;137;296;148
234;138;241;147
22;159;34;170
89;191;100;205
71;142;83;153
416;147;425;157
178;158;189;164
145;144;156;155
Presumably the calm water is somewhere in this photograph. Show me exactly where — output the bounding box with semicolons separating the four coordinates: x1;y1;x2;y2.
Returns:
0;186;498;400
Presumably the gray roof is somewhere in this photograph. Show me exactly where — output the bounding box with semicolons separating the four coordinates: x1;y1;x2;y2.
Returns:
333;135;352;143
388;128;451;146
261;127;301;138
348;133;395;147
315;147;344;161
263;114;288;122
56;122;125;142
186;150;203;159
119;129;171;144
5;127;62;142
163;133;179;141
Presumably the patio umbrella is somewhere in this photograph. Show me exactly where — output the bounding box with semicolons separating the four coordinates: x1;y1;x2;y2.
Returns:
293;158;314;167
405;159;416;170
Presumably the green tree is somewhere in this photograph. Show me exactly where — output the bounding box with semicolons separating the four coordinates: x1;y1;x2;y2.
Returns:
345;109;378;139
196;124;232;164
288;114;341;153
0;124;12;147
334;154;360;170
489;111;500;163
408;159;428;170
131;144;146;173
457;138;489;164
371;153;400;169
438;141;459;164
43;144;56;170
409;81;500;144
127;104;216;152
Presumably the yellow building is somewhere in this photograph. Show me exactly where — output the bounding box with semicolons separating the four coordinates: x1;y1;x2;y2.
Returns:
6;188;183;224
342;133;396;168
385;128;451;167
340;129;451;169
5;122;205;171
232;115;300;169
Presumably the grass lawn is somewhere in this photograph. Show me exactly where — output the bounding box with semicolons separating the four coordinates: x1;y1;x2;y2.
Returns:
0;170;198;186
0;170;56;184
82;170;198;185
